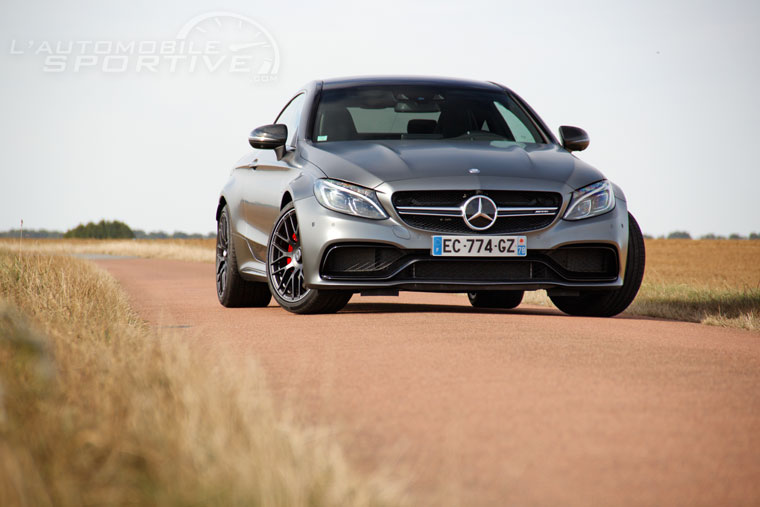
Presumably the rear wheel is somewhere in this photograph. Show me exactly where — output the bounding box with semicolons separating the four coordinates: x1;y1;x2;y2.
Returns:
216;205;272;308
549;212;645;317
267;203;352;314
468;290;524;309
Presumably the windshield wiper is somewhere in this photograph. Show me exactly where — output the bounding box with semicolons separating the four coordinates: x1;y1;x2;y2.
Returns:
450;130;511;141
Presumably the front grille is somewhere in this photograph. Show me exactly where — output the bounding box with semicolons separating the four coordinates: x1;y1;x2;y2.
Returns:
392;190;562;234
393;190;561;207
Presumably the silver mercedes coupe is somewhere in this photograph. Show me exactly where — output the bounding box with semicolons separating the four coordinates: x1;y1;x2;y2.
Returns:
216;76;645;315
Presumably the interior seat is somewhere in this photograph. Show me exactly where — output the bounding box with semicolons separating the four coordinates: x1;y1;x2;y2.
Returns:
435;107;476;138
407;119;438;134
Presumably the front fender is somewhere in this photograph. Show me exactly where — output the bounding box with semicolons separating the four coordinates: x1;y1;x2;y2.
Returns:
287;157;323;203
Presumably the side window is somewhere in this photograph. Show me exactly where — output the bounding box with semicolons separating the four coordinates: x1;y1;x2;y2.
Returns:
494;101;537;143
275;93;306;147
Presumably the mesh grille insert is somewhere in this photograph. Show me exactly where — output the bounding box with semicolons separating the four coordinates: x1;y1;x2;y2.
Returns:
392;190;562;234
411;261;532;281
393;190;561;208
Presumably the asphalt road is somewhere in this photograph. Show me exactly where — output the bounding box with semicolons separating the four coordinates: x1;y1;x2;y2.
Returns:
95;258;760;506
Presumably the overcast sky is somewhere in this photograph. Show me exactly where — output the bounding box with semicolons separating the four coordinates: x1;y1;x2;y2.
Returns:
1;0;758;237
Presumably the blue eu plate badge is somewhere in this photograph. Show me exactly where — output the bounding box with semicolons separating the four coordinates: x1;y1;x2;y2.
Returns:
432;236;443;256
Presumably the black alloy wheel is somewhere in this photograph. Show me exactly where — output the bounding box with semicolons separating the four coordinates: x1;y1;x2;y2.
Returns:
268;205;309;303
267;203;352;314
216;205;271;308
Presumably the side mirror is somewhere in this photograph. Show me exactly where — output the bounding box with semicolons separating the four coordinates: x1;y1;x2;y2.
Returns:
559;126;589;152
248;124;288;150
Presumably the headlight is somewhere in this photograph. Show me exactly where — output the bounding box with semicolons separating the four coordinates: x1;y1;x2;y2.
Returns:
563;180;615;220
313;179;388;220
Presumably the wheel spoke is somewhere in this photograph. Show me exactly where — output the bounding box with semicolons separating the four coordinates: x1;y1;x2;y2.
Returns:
271;264;289;275
289;214;297;241
278;269;291;292
272;243;290;254
282;216;291;239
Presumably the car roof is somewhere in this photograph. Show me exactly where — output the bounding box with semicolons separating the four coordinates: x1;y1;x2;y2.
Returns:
320;75;506;92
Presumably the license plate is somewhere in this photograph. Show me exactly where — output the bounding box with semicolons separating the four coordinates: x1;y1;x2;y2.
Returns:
432;235;527;257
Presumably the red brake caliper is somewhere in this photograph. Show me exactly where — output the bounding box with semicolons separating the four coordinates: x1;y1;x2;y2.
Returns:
286;233;297;264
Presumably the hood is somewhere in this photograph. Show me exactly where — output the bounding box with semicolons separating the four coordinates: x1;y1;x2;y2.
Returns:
300;140;604;192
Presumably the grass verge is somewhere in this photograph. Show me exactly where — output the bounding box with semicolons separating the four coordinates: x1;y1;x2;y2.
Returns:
629;283;760;331
0;238;215;263
523;286;760;332
519;239;760;332
523;284;760;332
0;248;400;506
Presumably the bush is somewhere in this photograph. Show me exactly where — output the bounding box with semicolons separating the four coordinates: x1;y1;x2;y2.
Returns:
0;229;63;238
64;220;134;239
667;231;692;240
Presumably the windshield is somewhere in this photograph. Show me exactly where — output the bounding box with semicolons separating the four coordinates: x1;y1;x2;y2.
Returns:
312;85;546;143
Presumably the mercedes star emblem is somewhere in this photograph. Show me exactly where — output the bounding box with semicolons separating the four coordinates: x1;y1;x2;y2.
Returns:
462;195;498;231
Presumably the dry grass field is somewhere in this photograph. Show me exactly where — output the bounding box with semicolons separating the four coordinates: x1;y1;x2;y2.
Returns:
2;237;758;331
0;238;215;263
0;248;401;506
643;239;760;289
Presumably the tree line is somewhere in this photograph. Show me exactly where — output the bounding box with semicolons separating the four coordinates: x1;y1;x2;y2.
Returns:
644;231;760;240
0;220;213;239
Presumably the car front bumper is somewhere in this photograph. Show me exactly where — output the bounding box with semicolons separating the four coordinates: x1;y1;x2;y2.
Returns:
295;195;629;292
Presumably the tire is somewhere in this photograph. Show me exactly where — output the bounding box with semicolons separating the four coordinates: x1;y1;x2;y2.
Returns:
549;212;646;317
266;203;352;314
468;290;524;309
216;205;272;308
